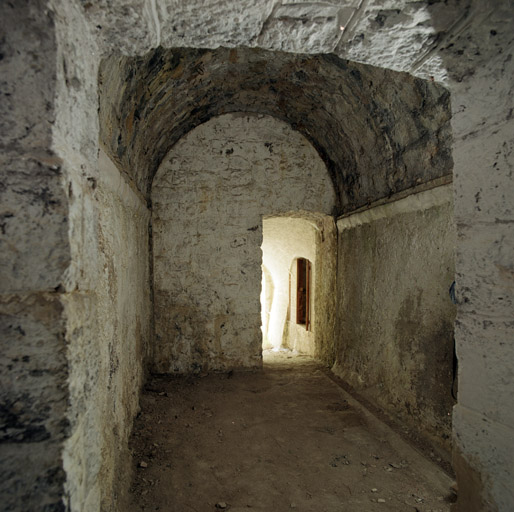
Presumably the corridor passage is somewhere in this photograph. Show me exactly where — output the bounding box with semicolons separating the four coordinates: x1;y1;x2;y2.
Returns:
128;352;453;511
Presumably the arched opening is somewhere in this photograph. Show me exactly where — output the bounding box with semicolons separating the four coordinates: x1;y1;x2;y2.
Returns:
6;1;514;508
151;112;336;373
295;257;311;329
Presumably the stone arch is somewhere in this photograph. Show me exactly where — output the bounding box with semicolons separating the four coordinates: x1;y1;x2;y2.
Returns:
151;112;336;373
99;47;452;214
4;2;513;511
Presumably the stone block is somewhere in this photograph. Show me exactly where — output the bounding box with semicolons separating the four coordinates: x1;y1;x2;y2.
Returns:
456;222;514;319
446;4;514;139
0;1;56;153
78;0;156;55
257;3;347;53
52;0;101;165
159;0;275;49
453;120;514;223
0;155;70;293
0;442;65;512
453;404;514;511
336;2;452;73
456;315;514;427
0;293;68;444
62;170;100;294
61;292;99;432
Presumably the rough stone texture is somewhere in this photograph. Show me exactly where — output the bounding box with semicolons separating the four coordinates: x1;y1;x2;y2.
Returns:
158;1;276;50
152;113;335;373
0;0;70;293
435;3;514;509
336;0;468;82
262;215;337;358
74;0;158;56
256;2;349;53
452;404;514;512
0;156;70;294
1;2;152;511
51;0;154;509
313;215;339;365
0;1;57;155
0;293;67;511
99;47;452;213
0;2;69;510
61;151;151;511
50;2;153;511
2;0;513;510
74;0;471;85
332;186;456;451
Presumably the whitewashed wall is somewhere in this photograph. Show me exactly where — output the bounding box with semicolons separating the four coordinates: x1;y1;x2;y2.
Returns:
333;186;456;451
152;113;336;373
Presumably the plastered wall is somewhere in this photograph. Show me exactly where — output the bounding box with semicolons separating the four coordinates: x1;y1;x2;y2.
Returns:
61;151;151;511
152;113;336;373
333;186;456;451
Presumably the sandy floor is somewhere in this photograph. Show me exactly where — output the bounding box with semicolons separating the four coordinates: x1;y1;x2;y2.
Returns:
128;351;454;511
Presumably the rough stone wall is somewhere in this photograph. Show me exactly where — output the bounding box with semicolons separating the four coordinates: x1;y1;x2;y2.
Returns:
440;4;514;510
0;293;68;511
152;113;335;373
0;2;70;510
332;186;456;451
61;151;151;511
77;0;474;84
2;1;513;510
51;2;153;509
1;2;152;510
313;215;338;365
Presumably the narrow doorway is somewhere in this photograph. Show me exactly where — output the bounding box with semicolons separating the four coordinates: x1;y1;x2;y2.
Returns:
260;214;336;359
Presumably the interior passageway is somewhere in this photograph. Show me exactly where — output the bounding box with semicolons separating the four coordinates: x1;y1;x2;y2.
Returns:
108;49;455;512
128;352;453;511
4;3;513;511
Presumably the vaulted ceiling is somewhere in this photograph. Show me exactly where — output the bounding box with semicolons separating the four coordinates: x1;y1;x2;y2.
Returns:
99;47;452;214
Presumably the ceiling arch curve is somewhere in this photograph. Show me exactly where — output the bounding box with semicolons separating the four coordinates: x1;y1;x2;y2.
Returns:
99;47;452;214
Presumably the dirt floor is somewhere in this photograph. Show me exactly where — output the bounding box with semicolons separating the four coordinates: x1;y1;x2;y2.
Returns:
127;351;455;511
